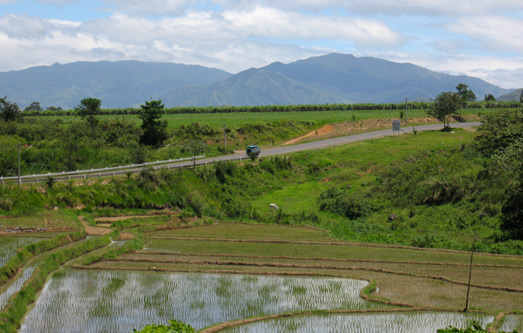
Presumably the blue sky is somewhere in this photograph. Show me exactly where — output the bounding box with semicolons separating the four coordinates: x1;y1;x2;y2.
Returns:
1;0;522;89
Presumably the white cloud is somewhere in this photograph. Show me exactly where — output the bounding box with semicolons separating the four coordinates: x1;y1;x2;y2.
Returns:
376;51;523;89
213;0;523;16
0;2;521;90
447;16;523;53
0;14;54;39
223;6;403;47
103;0;189;16
0;12;328;73
464;68;523;90
0;7;400;72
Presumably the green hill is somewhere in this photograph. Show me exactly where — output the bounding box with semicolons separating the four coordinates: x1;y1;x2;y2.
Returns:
0;61;231;109
161;53;509;106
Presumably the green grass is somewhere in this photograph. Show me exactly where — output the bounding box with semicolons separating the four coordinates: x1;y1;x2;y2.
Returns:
144;222;331;241
36;107;500;130
3;128;518;253
0;210;80;229
142;234;523;267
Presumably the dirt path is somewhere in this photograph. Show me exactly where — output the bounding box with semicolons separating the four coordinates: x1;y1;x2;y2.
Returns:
78;216;112;236
284;124;335;144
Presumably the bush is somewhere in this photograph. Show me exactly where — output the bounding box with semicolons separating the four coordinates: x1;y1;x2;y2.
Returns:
134;319;196;333
318;188;375;219
214;161;236;184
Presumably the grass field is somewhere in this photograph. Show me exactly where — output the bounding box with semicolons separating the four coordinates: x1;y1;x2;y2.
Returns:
37;107;500;130
0;210;81;232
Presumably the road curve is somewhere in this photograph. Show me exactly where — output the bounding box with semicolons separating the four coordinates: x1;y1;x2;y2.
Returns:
186;121;481;166
4;122;481;184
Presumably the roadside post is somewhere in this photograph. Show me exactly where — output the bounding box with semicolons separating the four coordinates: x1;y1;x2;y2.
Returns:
392;120;401;136
405;98;408;124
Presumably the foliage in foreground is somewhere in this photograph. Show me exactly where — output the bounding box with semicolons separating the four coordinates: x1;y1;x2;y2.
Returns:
134;320;196;333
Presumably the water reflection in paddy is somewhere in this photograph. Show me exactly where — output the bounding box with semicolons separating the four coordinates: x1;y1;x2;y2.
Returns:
21;269;386;332
225;312;495;333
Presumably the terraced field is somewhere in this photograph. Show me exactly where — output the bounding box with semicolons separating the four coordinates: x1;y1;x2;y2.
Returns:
65;217;523;331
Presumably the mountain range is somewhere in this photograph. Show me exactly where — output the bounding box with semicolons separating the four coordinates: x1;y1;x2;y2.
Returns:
0;61;231;109
0;53;518;109
498;89;523;102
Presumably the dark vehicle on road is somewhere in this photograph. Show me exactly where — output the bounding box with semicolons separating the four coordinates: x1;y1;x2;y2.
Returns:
246;145;261;157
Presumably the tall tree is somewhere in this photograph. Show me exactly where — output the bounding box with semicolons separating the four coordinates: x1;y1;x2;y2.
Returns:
24;101;43;112
139;100;168;147
75;98;101;142
46;106;63;111
0;97;21;122
456;83;476;102
428;92;464;129
484;94;496;102
76;98;101;122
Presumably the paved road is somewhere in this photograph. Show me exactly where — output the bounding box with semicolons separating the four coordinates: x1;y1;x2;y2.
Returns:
192;121;480;164
4;122;481;184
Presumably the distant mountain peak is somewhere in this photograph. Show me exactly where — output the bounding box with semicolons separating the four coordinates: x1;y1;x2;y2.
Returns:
161;53;509;107
0;61;232;108
0;54;511;108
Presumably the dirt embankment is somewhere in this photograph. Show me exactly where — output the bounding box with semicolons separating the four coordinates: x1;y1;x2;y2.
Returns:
79;216;112;236
284;116;476;145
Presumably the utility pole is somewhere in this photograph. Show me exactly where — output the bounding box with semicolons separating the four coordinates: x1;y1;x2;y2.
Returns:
17;143;21;187
405;98;408;124
223;124;227;151
464;233;477;312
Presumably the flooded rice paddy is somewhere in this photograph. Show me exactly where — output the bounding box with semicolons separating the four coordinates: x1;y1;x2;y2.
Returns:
0;237;41;266
17;269;519;332
0;264;36;309
501;315;523;332
224;312;495;333
21;270;386;332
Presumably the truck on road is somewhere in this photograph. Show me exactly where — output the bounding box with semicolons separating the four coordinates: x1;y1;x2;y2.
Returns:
246;145;261;157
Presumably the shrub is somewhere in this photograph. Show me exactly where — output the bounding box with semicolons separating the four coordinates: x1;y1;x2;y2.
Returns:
45;177;56;189
133;319;196;333
318;188;375;219
214;161;235;184
137;167;162;191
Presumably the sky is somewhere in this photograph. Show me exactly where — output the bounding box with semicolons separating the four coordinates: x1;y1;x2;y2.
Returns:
1;0;522;89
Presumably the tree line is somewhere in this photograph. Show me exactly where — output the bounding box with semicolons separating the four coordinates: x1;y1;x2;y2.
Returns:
4;100;521;119
0;97;170;177
1;97;168;148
